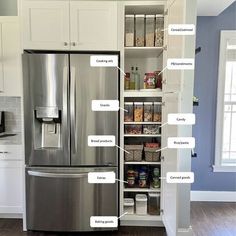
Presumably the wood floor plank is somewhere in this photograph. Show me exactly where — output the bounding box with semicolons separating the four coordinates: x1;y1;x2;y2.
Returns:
0;202;235;236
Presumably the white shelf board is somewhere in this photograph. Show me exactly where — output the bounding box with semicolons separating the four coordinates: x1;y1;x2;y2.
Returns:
124;134;161;137
124;188;161;192
124;122;161;125
124;161;161;165
121;214;161;222
125;47;163;58
124;90;162;97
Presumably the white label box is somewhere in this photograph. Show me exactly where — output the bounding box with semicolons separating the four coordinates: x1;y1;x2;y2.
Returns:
90;55;118;67
88;135;115;147
90;216;118;228
167;58;195;70
166;172;194;183
92;100;119;111
168;24;195;35
168;137;195;149
88;172;116;184
168;113;196;125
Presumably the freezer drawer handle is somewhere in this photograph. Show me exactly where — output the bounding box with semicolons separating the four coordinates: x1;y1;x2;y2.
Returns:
28;171;88;178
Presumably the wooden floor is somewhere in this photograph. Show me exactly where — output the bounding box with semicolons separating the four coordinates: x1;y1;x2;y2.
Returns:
0;202;235;236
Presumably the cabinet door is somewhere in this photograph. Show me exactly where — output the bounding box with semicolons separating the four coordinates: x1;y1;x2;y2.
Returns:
163;0;196;93
161;92;180;236
22;1;70;50
0;161;23;214
70;1;118;50
0;24;3;93
0;18;22;97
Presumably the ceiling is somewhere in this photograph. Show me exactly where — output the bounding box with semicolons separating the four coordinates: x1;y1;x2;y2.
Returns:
197;0;235;16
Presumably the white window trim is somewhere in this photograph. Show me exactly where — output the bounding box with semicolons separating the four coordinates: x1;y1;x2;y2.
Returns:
214;30;236;173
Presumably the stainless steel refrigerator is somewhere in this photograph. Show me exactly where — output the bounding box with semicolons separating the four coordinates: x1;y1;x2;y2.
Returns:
23;52;119;232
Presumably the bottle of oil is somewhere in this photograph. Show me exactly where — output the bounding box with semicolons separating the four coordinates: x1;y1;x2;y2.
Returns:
134;67;140;90
130;66;135;90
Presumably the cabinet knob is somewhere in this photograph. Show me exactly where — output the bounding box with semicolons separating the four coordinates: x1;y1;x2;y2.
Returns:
64;42;68;46
71;42;76;46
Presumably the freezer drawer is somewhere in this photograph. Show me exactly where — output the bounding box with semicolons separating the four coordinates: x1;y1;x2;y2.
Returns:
26;167;118;232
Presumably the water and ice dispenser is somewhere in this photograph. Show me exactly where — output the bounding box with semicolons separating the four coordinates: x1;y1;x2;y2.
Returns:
34;107;61;149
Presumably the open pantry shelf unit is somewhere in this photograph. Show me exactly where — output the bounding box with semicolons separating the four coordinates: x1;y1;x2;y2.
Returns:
120;1;166;226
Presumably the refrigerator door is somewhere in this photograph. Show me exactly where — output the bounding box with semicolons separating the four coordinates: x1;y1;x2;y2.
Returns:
23;54;70;166
26;167;118;232
70;53;119;166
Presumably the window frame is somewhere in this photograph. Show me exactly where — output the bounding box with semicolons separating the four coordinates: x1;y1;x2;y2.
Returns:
214;30;236;172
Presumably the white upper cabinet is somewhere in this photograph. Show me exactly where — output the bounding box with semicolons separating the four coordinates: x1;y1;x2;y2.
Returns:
22;1;70;50
22;0;118;50
70;1;117;50
0;17;22;96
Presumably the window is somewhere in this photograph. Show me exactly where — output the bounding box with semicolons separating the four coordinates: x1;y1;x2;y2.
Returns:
215;31;236;172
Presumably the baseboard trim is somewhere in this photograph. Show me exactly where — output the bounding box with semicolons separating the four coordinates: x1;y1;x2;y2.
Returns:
191;191;236;202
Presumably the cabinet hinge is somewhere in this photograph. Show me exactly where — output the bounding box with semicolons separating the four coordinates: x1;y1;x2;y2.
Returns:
161;102;165;106
160;209;164;214
164;9;168;16
163;45;167;51
160;156;164;161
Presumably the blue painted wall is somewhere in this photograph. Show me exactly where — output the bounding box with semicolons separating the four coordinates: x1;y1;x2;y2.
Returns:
192;2;236;191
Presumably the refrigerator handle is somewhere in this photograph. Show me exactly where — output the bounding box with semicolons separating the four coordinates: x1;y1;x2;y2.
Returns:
28;171;87;178
70;67;77;154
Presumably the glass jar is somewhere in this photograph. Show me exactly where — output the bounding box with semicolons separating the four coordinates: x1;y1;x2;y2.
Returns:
155;15;164;47
124;102;133;122
144;73;156;89
154;71;162;89
153;102;162;122
144;102;153;122
135;15;145;47
134;102;143;122
125;15;135;47
145;15;155;47
127;169;135;187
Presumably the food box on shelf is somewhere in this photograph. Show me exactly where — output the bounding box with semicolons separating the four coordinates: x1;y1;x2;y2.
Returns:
124;144;143;161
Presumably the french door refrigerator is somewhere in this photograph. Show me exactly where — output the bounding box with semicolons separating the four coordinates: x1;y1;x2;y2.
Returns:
23;52;119;232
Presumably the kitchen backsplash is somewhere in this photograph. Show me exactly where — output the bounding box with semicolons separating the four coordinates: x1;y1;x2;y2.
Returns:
0;97;22;133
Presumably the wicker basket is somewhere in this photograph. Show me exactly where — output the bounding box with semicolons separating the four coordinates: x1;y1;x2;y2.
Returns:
124;145;143;162
144;147;161;162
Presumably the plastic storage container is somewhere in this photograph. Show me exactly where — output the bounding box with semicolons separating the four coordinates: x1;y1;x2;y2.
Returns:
143;125;160;135
148;193;160;215
153;102;162;122
155;15;164;47
145;15;155;47
136;194;147;215
134;102;143;122
125;124;142;135
135;15;145;47
124;198;135;214
124;102;133;122
144;102;153;122
124;144;143;162
125;15;135;47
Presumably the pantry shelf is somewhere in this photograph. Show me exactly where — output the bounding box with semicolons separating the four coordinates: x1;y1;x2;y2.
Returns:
125;47;163;58
124;188;161;192
124;122;161;125
124;134;161;137
124;161;161;165
121;214;161;221
124;90;162;98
